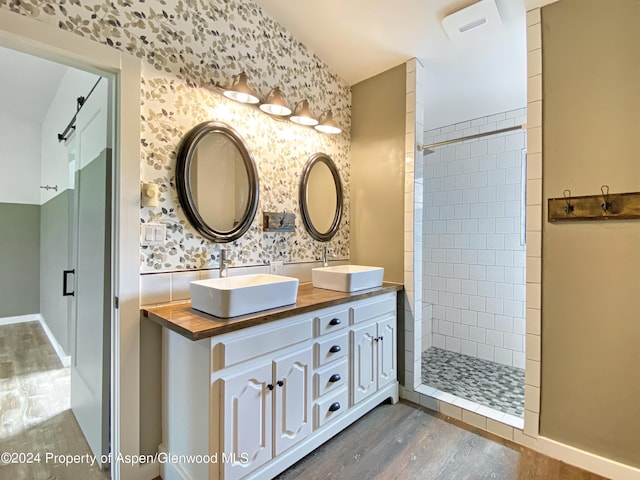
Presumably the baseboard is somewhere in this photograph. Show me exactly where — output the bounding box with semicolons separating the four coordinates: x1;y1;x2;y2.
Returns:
158;444;192;480
37;314;72;368
537;436;640;480
0;313;40;326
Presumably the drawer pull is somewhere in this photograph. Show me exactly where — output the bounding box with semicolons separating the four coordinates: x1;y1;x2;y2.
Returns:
328;402;341;412
329;345;342;353
329;318;341;326
329;373;341;383
277;380;284;387
267;384;274;391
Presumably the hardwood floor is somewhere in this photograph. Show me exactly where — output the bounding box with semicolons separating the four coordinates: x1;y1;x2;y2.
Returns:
0;321;109;480
275;400;609;480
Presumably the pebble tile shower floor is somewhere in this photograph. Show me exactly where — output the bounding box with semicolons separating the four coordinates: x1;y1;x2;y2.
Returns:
421;347;525;417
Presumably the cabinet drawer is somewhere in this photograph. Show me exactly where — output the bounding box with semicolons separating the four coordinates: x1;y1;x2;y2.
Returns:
350;294;396;324
314;308;349;337
314;387;348;429
314;359;348;399
212;316;312;369
314;333;348;368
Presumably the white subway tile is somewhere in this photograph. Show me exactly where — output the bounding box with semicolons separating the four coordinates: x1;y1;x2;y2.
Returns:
469;296;486;312
513;316;526;335
461;249;478;264
478;343;494;361
469;265;486;280
461;279;478;295
439;291;454;306
488;202;506;218
462;218;478;233
478;218;496;234
495;347;513;366
478;187;497;204
487;112;506;123
478;250;496;265
505;267;525;284
447;190;463;205
495;282;514;300
496;250;514;267
469;234;487;249
486;329;504;347
446;248;462;263
433;334;446;349
505;332;524;351
440;234;455;248
460;340;478;357
487;266;505;283
513;351;526;369
487;233;504;249
486;297;504;315
448;160;465;176
478;281;496;297
140;273;171;306
462;310;478;326
463;157;480;174
445;336;461;353
470;172;488;188
454;263;470;279
496;218;515;234
446;278;462;294
453;234;469;249
463;188;480;204
478;155;497;173
171;270;199;301
504;300;524;318
454;323;469;340
453;293;470;309
439;319;454;336
455;143;471;160
455;204;471;219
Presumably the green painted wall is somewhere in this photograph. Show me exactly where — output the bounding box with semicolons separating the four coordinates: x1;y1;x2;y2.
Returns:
0;202;40;317
540;0;640;468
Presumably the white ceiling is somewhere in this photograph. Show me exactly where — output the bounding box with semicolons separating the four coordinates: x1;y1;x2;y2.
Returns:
0;46;68;124
254;0;557;128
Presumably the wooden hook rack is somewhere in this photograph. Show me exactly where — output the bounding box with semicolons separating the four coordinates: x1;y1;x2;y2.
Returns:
548;190;640;222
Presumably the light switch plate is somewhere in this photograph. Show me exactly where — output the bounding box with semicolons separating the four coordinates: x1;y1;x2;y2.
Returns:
141;223;166;246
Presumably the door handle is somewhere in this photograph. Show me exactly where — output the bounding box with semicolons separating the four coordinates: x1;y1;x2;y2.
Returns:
63;269;75;297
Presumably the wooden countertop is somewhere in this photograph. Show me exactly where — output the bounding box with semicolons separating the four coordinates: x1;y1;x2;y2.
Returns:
142;282;403;341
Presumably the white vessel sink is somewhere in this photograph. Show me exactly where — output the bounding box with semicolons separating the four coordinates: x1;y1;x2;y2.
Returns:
312;265;384;292
190;274;299;318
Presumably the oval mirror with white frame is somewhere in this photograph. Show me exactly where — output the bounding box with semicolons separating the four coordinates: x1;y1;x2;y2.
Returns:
176;121;259;243
299;152;343;242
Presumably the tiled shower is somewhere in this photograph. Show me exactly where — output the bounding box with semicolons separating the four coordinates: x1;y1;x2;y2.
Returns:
421;108;527;417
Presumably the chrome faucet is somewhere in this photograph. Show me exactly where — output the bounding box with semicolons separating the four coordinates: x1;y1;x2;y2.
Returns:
322;245;329;267
219;248;232;278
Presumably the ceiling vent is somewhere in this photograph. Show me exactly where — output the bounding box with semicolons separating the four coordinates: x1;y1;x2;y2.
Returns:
441;0;503;40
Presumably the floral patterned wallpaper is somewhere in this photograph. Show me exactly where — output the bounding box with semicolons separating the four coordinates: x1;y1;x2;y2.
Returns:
4;0;351;273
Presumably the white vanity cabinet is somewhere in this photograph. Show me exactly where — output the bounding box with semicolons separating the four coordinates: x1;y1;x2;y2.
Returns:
159;289;399;480
219;346;313;480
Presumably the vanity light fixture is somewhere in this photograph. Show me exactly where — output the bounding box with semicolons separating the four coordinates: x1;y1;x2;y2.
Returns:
259;87;292;116
223;72;260;104
314;110;342;134
289;100;319;126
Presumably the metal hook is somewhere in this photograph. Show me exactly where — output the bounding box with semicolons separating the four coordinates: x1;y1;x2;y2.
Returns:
601;185;611;212
563;189;574;214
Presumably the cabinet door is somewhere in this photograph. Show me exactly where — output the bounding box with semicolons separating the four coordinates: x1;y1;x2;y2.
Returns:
377;315;397;390
351;322;378;405
274;348;313;455
221;362;273;480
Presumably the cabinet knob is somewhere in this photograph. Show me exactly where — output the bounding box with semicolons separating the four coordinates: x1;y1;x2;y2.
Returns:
267;384;274;391
329;344;342;353
379;335;384;341
374;337;379;343
328;402;341;412
329;318;341;326
277;380;284;387
329;373;341;383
